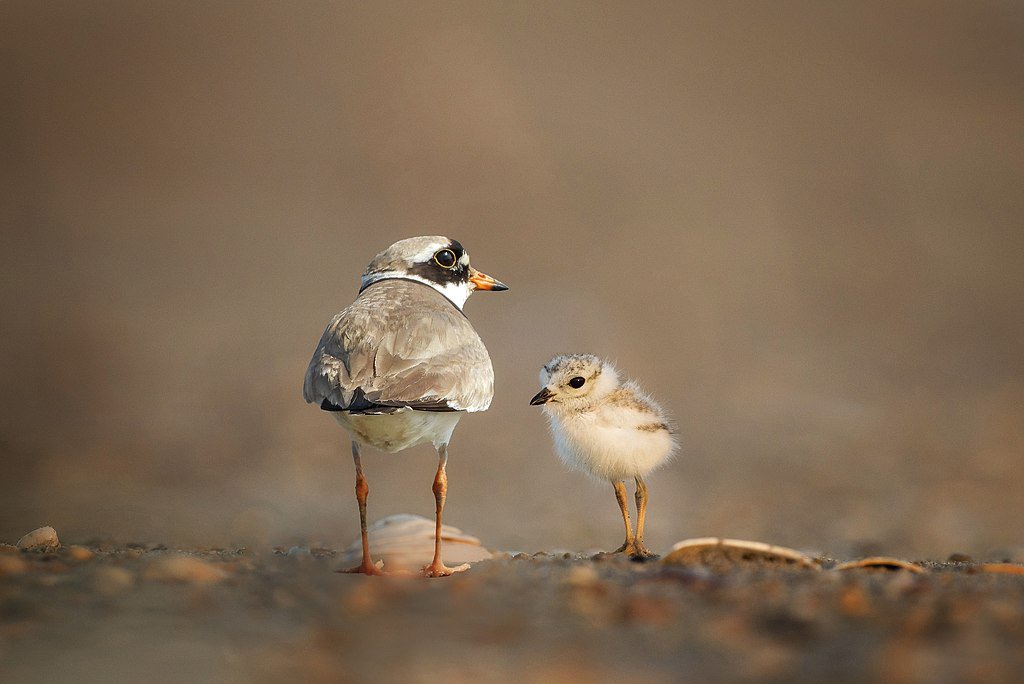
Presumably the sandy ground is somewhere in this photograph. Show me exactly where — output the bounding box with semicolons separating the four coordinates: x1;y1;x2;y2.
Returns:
3;6;1022;681
4;0;1024;564
3;537;1024;684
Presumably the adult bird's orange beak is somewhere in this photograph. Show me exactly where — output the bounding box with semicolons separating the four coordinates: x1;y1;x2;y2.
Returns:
469;267;509;292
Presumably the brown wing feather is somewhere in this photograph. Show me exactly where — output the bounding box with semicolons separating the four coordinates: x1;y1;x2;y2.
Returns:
303;280;494;412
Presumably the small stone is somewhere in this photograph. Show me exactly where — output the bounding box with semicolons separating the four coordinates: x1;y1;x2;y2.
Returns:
17;526;60;551
143;554;227;584
838;583;871;617
272;587;297;609
287;546;311;557
565;564;601;588
947;552;973;563
93;566;135;595
0;555;29;576
622;595;675;625
0;544;20;554
67;545;94;561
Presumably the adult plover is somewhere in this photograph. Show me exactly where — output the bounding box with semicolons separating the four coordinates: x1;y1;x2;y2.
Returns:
304;236;507;576
530;354;677;559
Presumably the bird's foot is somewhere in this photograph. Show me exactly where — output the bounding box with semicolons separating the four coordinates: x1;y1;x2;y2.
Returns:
421;560;470;578
592;540;635;560
627;542;659;562
337;558;386;576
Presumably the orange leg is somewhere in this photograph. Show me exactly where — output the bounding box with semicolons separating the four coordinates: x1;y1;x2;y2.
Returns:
631;476;656;559
610;479;635;554
338;441;383;575
422;444;466;577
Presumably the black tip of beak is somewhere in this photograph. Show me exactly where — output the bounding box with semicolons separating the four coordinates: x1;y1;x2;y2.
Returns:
529;387;554;405
491;280;509;292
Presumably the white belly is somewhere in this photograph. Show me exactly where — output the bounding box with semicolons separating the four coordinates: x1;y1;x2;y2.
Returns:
332;409;463;452
549;414;674;481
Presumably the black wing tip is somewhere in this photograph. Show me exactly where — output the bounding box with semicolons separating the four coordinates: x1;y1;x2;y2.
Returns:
320;386;462;414
319;395;459;414
320;398;344;412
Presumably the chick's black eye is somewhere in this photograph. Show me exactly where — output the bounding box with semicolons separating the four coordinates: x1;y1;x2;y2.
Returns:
568;376;586;389
434;249;457;269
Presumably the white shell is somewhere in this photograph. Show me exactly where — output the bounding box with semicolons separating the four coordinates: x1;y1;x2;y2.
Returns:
662;537;820;570
976;563;1024;575
338;514;493;571
16;526;60;551
833;557;926;573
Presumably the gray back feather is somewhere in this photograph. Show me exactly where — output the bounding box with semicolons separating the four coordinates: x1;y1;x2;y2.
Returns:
303;280;494;412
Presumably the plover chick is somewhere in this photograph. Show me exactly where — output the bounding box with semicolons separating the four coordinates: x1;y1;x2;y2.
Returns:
530;354;677;559
304;236;507;577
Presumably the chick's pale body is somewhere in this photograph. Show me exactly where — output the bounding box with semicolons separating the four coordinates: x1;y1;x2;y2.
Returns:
531;353;676;558
546;381;674;481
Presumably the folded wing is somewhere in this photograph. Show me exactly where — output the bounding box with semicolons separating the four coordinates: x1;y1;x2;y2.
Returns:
303;281;494;413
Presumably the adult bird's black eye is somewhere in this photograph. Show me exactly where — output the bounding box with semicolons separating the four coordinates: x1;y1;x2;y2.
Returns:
568;376;586;389
434;249;457;269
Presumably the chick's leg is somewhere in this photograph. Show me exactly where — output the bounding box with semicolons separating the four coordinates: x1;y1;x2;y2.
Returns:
610;479;635;553
631;475;656;559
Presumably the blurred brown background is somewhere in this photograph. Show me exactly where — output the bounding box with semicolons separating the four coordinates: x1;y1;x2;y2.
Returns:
2;1;1022;559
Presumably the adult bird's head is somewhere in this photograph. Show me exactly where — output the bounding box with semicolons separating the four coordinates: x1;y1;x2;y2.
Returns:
360;236;507;310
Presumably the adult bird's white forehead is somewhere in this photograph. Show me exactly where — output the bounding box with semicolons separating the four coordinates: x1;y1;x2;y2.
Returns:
409;240;453;263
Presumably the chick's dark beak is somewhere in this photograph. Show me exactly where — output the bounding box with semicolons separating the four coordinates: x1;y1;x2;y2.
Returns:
469;267;509;292
529;387;555;406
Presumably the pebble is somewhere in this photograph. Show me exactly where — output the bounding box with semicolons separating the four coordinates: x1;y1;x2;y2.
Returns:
272;587;298;609
143;555;227;584
0;554;29;576
622;595;676;626
0;543;20;554
17;526;60;551
67;546;95;561
564;564;601;588
93;566;135;595
838;582;872;617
